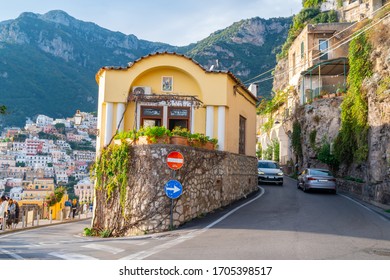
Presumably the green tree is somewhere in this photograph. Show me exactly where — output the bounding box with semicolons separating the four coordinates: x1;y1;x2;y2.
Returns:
0;105;6;115
292;121;303;161
317;141;339;171
54;123;66;134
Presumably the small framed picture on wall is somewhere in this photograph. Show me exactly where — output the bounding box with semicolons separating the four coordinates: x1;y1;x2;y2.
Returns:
162;76;173;92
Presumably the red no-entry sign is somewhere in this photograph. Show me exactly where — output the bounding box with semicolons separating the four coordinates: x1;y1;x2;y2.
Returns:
166;151;184;170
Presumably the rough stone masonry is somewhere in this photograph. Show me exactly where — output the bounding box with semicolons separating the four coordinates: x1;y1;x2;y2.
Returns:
92;144;258;236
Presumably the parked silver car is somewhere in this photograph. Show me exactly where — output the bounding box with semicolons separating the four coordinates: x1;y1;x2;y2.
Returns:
297;168;336;193
257;160;284;185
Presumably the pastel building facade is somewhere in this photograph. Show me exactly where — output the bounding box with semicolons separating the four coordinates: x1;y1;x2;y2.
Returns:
95;52;258;156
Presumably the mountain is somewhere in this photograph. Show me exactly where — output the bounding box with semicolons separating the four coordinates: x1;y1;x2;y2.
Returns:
0;10;291;127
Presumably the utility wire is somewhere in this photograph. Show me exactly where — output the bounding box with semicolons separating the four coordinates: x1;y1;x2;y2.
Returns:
243;2;390;86
248;11;390;88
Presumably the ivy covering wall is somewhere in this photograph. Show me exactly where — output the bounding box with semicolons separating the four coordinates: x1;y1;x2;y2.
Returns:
334;33;373;165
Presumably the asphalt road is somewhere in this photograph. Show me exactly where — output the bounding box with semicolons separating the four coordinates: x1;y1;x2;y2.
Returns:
1;176;390;260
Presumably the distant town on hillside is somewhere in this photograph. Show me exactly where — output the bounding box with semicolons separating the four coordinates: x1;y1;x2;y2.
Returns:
0;111;97;204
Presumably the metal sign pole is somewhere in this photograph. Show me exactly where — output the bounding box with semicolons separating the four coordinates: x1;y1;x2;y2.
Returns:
170;170;176;230
170;199;174;230
165;151;184;231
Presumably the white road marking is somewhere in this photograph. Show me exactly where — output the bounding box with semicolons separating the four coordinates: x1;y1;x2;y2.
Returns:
0;249;24;260
48;252;98;260
120;187;265;260
82;243;124;254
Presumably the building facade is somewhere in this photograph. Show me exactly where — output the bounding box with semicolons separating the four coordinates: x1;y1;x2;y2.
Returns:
95;52;258;156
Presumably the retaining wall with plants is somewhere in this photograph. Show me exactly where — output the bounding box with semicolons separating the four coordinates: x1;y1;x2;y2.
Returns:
337;179;390;209
92;144;258;236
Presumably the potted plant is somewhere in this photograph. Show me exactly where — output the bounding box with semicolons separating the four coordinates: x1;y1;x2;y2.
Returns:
170;126;190;146
189;133;217;150
207;137;218;150
188;133;204;148
113;130;137;145
137;126;171;144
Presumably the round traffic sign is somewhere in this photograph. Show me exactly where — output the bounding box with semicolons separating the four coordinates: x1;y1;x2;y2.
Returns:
166;151;184;170
164;180;183;199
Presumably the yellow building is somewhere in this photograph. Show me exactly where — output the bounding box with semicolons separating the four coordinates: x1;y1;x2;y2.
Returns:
95;52;258;156
22;178;55;200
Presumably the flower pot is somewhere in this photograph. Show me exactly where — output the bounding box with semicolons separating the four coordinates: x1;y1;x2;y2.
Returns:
202;142;215;150
137;136;149;145
137;135;169;144
189;139;202;148
154;136;170;144
170;136;189;146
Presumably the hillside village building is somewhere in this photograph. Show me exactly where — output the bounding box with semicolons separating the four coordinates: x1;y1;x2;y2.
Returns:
95;52;258;156
258;0;389;166
288;22;353;104
74;177;94;204
0;112;97;209
336;0;388;22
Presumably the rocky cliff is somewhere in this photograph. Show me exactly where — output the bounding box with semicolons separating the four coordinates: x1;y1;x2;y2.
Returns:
277;15;390;207
364;19;390;184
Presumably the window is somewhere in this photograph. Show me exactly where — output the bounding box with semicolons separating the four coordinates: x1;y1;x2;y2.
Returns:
292;52;296;75
319;39;328;60
239;115;246;155
141;106;163;127
168;107;190;130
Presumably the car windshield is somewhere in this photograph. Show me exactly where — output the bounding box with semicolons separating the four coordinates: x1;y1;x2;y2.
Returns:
258;161;280;169
310;169;332;176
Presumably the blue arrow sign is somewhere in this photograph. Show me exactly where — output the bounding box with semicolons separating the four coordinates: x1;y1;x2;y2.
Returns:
164;180;183;199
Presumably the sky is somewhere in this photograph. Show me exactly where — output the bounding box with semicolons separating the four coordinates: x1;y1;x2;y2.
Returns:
0;0;302;46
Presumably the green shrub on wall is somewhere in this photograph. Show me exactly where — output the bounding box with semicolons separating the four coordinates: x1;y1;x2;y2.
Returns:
334;33;372;165
92;142;131;214
317;141;339;170
292;121;303;160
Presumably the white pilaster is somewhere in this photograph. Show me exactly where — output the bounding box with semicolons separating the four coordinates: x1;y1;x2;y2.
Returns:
116;103;126;132
191;107;195;133
218;106;226;151
163;105;168;128
206;106;214;137
104;102;113;146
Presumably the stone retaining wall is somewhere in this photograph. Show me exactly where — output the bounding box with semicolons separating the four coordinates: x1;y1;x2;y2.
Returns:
92;144;258;236
337;179;390;209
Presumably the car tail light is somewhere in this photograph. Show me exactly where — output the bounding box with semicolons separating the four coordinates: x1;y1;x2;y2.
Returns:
308;177;316;181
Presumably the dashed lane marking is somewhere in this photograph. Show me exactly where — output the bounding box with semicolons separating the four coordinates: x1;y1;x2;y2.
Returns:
82;243;125;254
48;252;98;260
